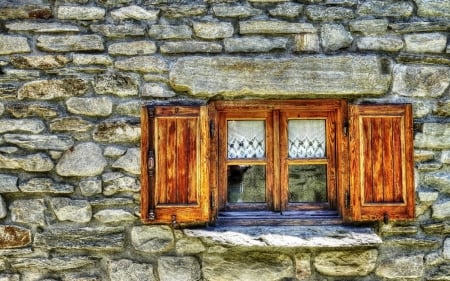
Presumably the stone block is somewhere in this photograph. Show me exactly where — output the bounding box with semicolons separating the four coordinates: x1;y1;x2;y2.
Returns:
0;225;31;249
94;71;139;96
314;249;377;276
432;201;450;220
357;0;414;17
5;22;79;33
212;5;262;18
131;225;174;253
6;103;59;119
79;178;102;196
37;35;104;52
0;35;31;55
294;33;320;53
141;83;176;98
160;41;222;54
240;21;316;34
0;153;54;172
90;24;145;38
390;21;450;33
0;196;6;219
10;199;46;226
3;134;74;150
356;36;404;52
0;174;19;193
57;6;105;20
416;0;450;18
19;178;74;194
160;5;207;18
50;198;92;223
444;238;450;259
102;172;140;195
321;24;353;52
148;25;192;40
376;255;424;279
295;253;311;280
269;2;303;18
424;171;450;194
93;120;140;143
66;97;113;117
111;5;159;20
108;41;157;56
108;259;154;281
10;55;70;70
349;19;388;35
94;209;136;224
72;54;112;66
18;78;88;100
415;123;450;149
49;117;93;133
193;22;233;39
224;36;287;53
11;257;95;271
56;142;107;177
112;148;140;175
175;237;206;255
404;33;447;53
114;56;168;73
158;256;201;281
305;6;355;21
170;55;391;97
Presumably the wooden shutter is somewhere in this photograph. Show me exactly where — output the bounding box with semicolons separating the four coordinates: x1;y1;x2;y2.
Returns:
348;104;414;222
141;105;210;225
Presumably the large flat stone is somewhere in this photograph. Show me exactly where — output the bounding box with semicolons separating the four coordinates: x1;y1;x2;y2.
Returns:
169;55;391;97
0;225;31;249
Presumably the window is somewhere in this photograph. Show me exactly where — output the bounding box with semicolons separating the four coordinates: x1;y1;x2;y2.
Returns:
140;100;414;226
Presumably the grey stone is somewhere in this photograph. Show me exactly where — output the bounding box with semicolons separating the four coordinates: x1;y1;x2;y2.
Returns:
248;0;289;2
416;0;450;18
19;178;74;194
212;5;262;18
224;36;288;53
89;197;134;208
175;237;206;255
50;198;92;223
295;253;311;280
0;147;18;154
37;35;104;52
357;0;414;17
49;117;93;132
390;21;450;33
93;120;141;143
3;134;74;150
305;6;355;21
94;72;139;97
442;150;450;163
314;249;378;276
356;36;404;52
432;201;450;220
436;99;450;116
376;255;424;279
404;33;447;53
424;171;450;194
203;251;294;281
141;83;176;98
0;119;45;133
11;55;70;70
269;2;303;18
90;24;145;38
415;123;450;149
0;103;4;116
114;56;168;73
131;225;174;253
10;199;46;226
11;257;95;271
0;225;31;248
240;21;316;34
321;24;353;52
193;22;233;39
0;274;19;281
111;5;159;20
0;153;54;172
161;5;207;18
57;6;105;20
393;64;450;97
148;25;192;40
95;0;132;6
158;257;201;281
160;41;222;54
415;150;436;162
5;22;79;33
116;101;141;117
108;41;157;56
170;55;390;97
444;238;450;259
6;103;58;119
0;174;19;193
418;191;439;202
104;146;127;157
108;259;154;281
294;33;320;52
56;142;107;177
0;84;18;99
349;19;388;35
72;54;113;66
34;226;124;251
18;78;88;100
94;209;136;224
102;172;140;195
79;178;102;196
0;196;6;219
112;148;140;175
2;69;40;81
0;35;31;55
67;97;113;117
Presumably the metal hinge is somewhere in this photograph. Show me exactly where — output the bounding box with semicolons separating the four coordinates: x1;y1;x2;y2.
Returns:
345;191;350;209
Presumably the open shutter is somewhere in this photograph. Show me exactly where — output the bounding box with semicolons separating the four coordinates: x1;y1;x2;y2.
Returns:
141;105;210;225
348;104;414;222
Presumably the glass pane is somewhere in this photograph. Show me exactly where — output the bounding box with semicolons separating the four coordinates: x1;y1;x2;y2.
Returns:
288;165;327;203
228;120;265;159
288;119;325;158
227;165;265;203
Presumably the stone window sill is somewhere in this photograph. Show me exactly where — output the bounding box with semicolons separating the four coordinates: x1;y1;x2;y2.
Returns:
184;225;382;249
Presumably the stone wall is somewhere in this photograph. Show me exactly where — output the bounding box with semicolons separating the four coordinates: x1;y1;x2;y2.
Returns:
0;0;449;280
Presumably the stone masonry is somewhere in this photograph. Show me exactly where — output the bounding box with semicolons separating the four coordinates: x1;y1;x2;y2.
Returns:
0;0;450;280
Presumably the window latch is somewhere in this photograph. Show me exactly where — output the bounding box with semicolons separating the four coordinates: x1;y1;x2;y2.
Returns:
209;120;215;138
148;150;155;176
345;191;350;209
343;120;349;136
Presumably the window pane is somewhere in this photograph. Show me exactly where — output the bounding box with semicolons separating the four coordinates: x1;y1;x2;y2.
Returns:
228;121;265;159
288;120;325;158
288;165;327;203
227;165;265;203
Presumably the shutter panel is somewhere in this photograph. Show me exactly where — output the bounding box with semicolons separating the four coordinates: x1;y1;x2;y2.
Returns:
348;104;414;222
141;105;210;225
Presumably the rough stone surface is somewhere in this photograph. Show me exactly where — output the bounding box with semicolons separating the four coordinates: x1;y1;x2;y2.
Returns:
18;79;88;100
37;35;104;52
5;22;79;33
112;148;140;175
148;25;192;39
19;178;74;194
90;24;145;38
357;0;414;17
295;33;320;52
424;171;450;194
108;41;157;56
56;142;107;177
0;35;31;55
66;97;113;117
6;103;58;119
93;120;140;143
49;117;93;132
108;259;154;281
94;209;136;224
416;0;450;18
444;238;450;259
240;21;315;34
102;172;140;195
11;257;95;271
170;56;391;97
305;6;354;21
141;83;176;98
269;2;304;18
50;198;92;223
415;123;450;149
392;64;450;98
193;22;233;39
212;5;262;18
0;225;31;249
314;249;378;276
11;55;70;70
72;54;112;66
114;56;168;73
10;199;46;226
0;153;54;172
432;201;450;220
404;33;448;53
0;119;45;134
160;41;222;54
0;174;19;193
57;6;105;20
321;24;353;52
356;36;404;52
158;257;201;281
349;19;388;35
79;178;102;197
111;5;158;20
131;226;174;253
94;72;139;97
376;255;424;279
0;196;6;219
3;134;74;150
224;37;288;53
